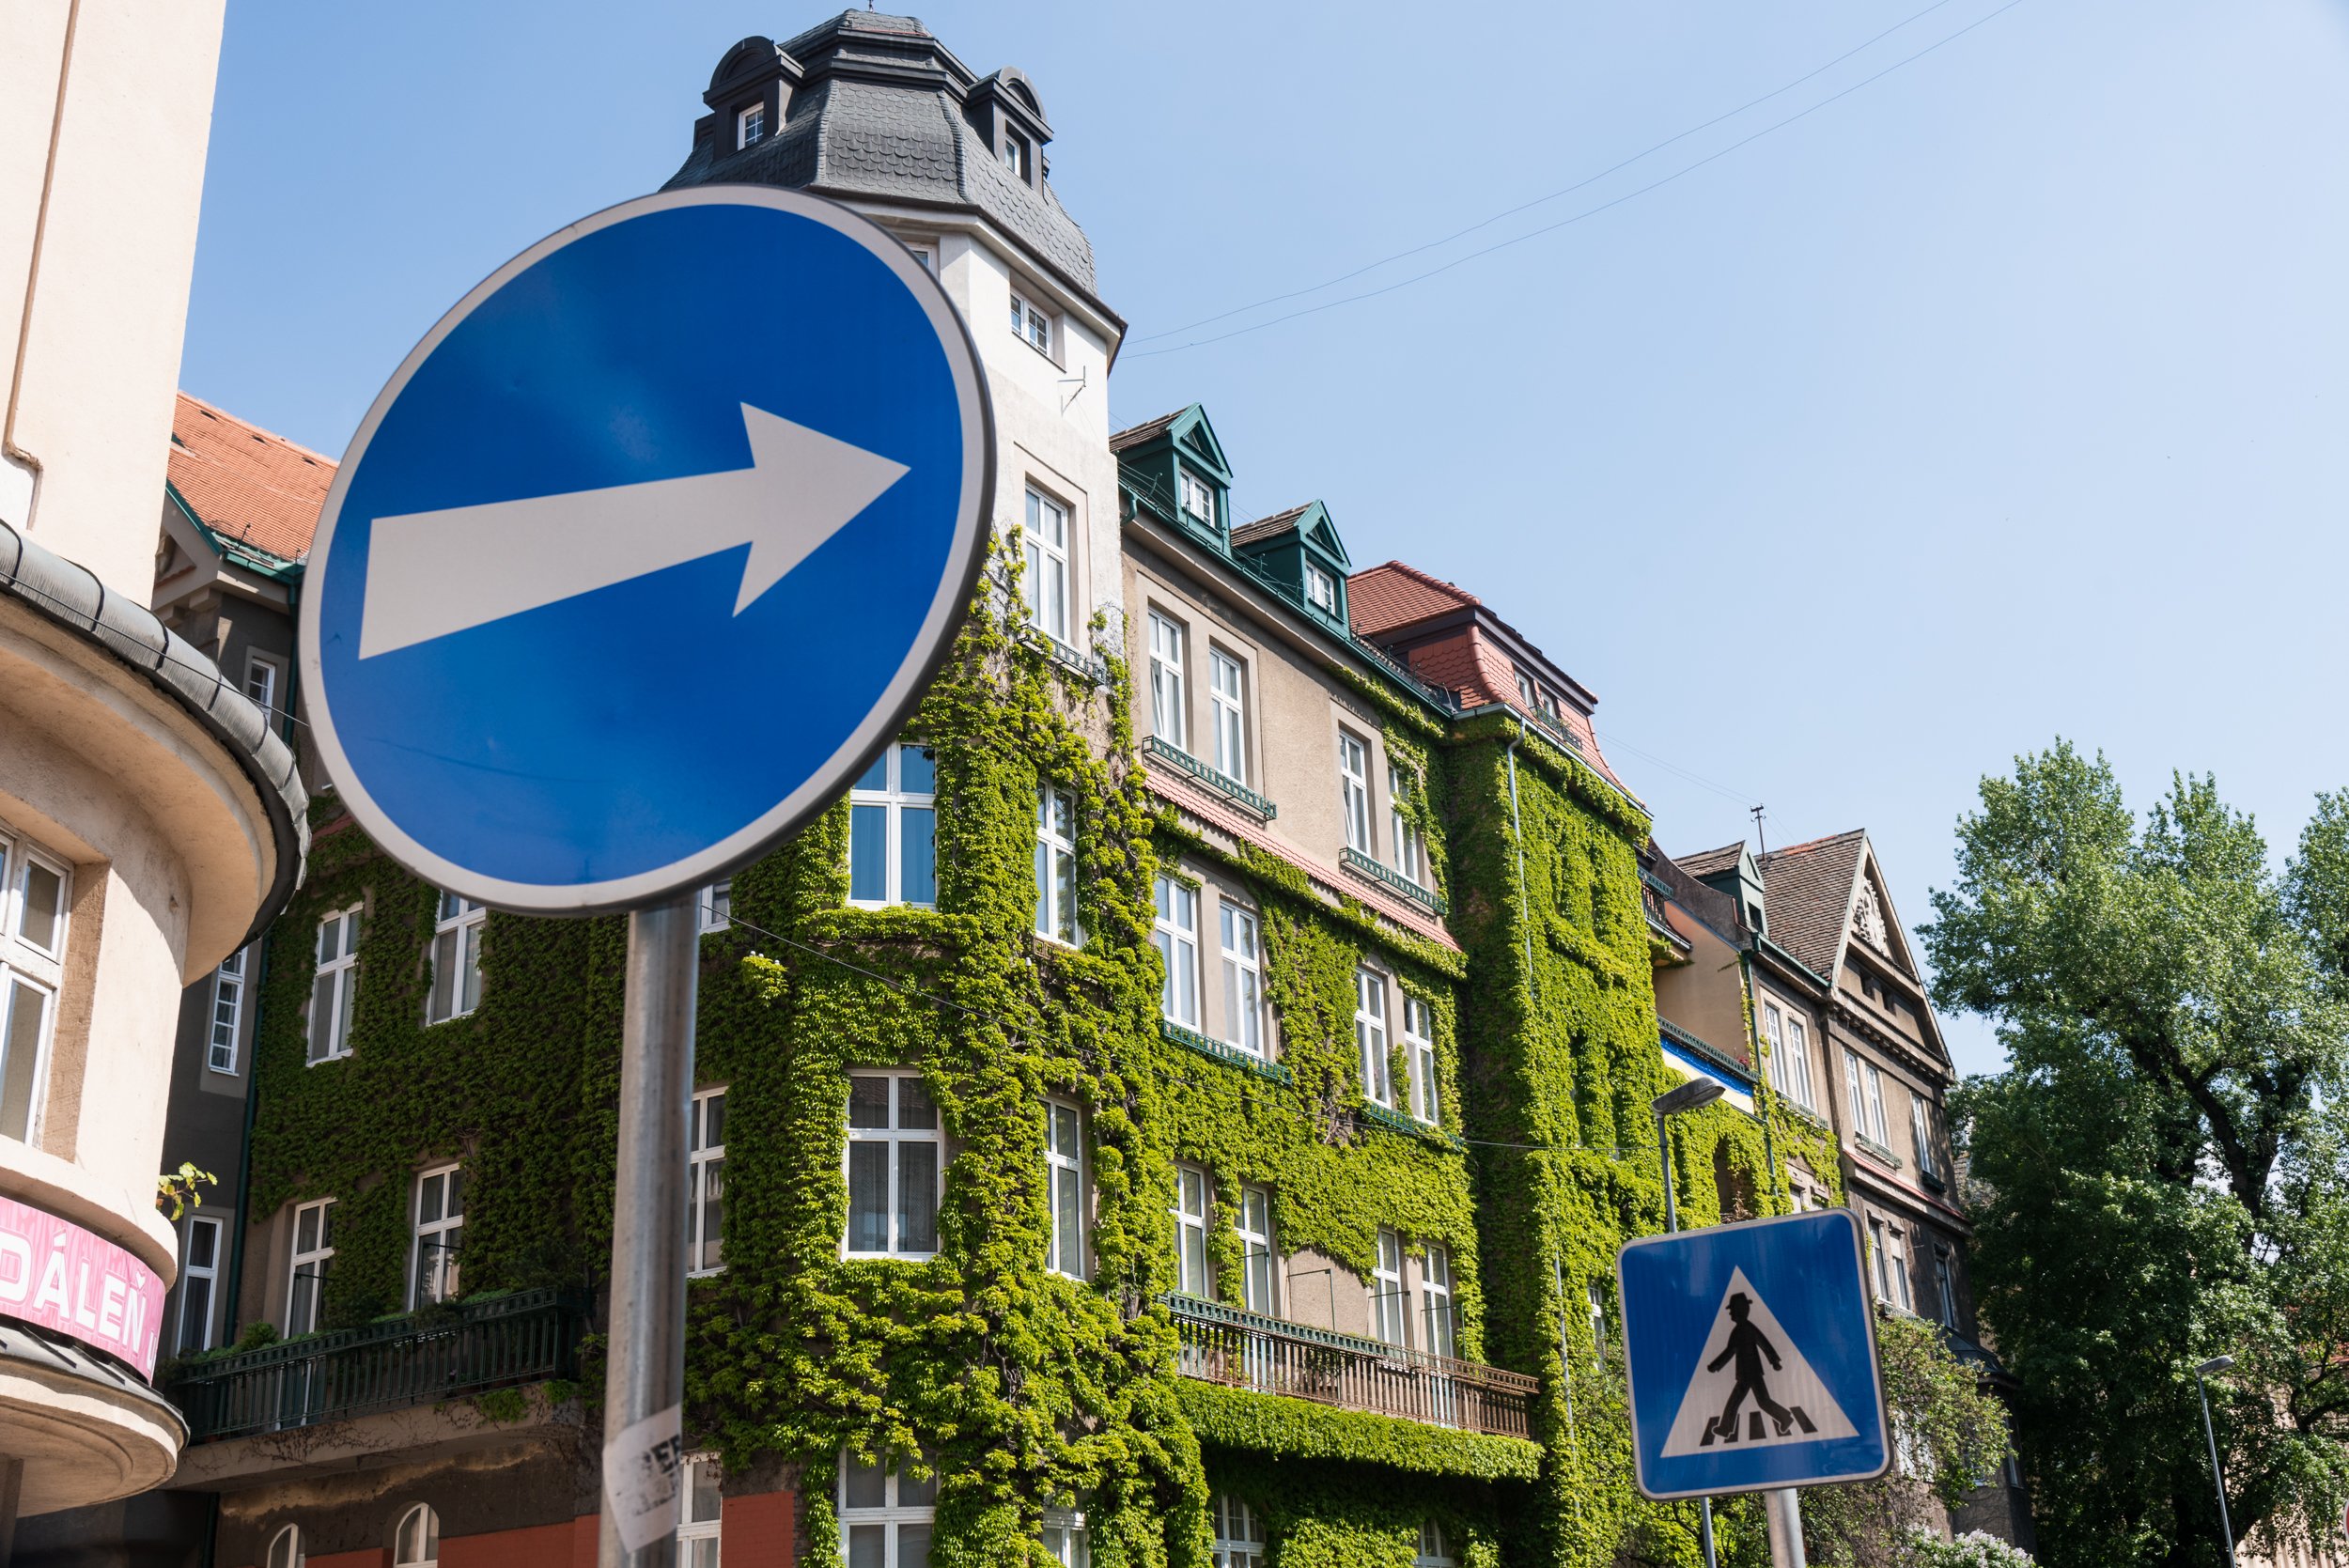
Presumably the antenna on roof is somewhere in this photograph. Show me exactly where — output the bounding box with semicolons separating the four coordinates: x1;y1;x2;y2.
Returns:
1750;803;1767;860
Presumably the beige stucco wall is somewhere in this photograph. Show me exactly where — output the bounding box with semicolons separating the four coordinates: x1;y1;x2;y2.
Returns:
0;0;226;598
1655;906;1750;1063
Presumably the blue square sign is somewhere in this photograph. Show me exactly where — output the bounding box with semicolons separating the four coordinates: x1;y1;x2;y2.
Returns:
1617;1209;1890;1499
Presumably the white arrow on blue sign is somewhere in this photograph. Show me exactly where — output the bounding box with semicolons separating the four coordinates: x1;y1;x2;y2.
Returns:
1617;1209;1891;1499
299;186;993;911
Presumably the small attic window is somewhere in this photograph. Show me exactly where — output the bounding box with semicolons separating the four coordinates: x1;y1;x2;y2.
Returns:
1177;470;1216;526
1304;564;1339;614
737;101;766;149
1002;130;1030;180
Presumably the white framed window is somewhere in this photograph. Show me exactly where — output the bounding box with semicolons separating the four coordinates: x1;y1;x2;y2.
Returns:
848;743;937;908
1911;1094;1941;1180
1355;968;1392;1108
1035;784;1080;945
308;905;362;1063
1218;903;1263;1057
1934;1250;1958;1327
1172;1165;1210;1297
678;1457;722;1568
900;239;937;275
4;831;68;958
410;1165;464;1308
1042;1512;1088;1568
176;1214;222;1355
1415;1523;1456;1568
1304;563;1338;613
1022;487;1071;644
1389;764;1424;886
1588;1281;1609;1367
1372;1227;1407;1347
1211;1495;1264;1568
1147;611;1188;751
1881;1222;1913;1312
0;966;53;1143
1009;287;1051;354
1845;1054;1890;1146
286;1198;334;1334
737;101;766;148
698;881;733;934
690;1087;726;1276
1002;131;1031;179
243;650;283;731
1179;469;1217;527
1208;648;1247;784
1868;1217;1900;1307
839;1452;936;1568
1420;1242;1456;1358
845;1073;941;1259
1154;875;1200;1029
267;1526;303;1568
1338;731;1373;855
1403;994;1438;1124
208;947;248;1074
394;1504;439;1568
1781;1012;1814;1110
1237;1184;1277;1314
1045;1099;1085;1279
426;893;484;1024
0;825;69;1144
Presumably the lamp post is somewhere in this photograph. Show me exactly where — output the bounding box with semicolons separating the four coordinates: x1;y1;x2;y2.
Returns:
1654;1079;1726;1568
2193;1355;2239;1568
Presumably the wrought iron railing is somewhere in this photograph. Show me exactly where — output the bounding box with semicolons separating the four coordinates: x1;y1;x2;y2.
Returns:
1164;1293;1537;1439
168;1288;587;1443
1142;736;1278;820
1339;846;1448;916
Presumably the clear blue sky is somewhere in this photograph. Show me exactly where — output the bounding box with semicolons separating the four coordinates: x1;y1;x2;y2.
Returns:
182;0;2349;1079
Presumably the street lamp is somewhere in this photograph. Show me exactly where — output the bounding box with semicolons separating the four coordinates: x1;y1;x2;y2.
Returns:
2192;1355;2239;1568
1654;1079;1727;1568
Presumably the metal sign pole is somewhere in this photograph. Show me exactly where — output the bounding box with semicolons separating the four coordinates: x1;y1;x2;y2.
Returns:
599;893;698;1568
1766;1490;1808;1568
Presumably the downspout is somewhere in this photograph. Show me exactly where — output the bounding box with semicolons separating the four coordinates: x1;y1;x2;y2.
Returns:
3;0;84;525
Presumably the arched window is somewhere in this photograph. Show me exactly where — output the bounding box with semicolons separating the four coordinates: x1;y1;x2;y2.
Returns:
266;1526;303;1568
394;1504;440;1568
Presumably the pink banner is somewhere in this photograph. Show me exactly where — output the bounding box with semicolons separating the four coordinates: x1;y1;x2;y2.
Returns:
0;1195;165;1377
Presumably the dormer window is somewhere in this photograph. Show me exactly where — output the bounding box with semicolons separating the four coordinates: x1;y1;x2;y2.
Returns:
1002;131;1030;180
736;101;766;149
1304;564;1338;614
1177;470;1217;527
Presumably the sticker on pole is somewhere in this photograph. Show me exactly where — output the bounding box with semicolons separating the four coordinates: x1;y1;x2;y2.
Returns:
602;1402;687;1553
1618;1209;1890;1499
299;185;994;913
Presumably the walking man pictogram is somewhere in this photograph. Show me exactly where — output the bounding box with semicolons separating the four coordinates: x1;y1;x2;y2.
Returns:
1702;1291;1810;1444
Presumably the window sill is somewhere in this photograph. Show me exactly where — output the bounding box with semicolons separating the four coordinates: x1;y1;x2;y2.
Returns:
1160;1019;1291;1085
1019;624;1109;686
688;1266;727;1281
1339;846;1448;916
1142;736;1277;820
305;1051;351;1068
1358;1099;1462;1150
1853;1133;1905;1171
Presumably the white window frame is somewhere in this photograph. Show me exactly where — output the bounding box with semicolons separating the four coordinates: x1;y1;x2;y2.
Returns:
1589;1281;1609;1367
1042;1510;1088;1568
1035;784;1081;946
1172;1164;1211;1298
690;1087;726;1277
426;892;484;1024
1237;1184;1277;1315
409;1163;464;1309
1304;563;1338;613
1911;1094;1940;1180
848;743;938;908
243;650;283;732
308;904;362;1064
1420;1242;1456;1359
838;1453;937;1568
843;1072;941;1260
394;1504;439;1568
1934;1249;1958;1327
1002;131;1031;179
286;1197;334;1334
0;824;70;1145
1148;611;1188;751
678;1455;723;1568
208;946;248;1074
1883;1221;1913;1312
1022;486;1072;645
1155;874;1200;1029
1045;1098;1085;1280
1212;1494;1265;1568
1864;1061;1890;1144
697;881;733;934
1372;1226;1407;1347
1389;763;1424;886
1208;647;1247;784
1179;469;1217;528
267;1525;303;1568
1414;1522;1456;1568
1010;287;1051;355
1355;968;1392;1109
736;101;766;149
176;1213;223;1355
1781;1011;1814;1110
1404;994;1438;1124
1218;902;1263;1057
1338;731;1373;855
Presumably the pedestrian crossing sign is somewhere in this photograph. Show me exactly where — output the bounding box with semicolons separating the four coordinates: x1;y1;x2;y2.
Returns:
1617;1209;1890;1499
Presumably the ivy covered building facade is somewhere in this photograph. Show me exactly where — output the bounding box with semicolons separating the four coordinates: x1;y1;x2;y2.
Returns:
30;12;2016;1568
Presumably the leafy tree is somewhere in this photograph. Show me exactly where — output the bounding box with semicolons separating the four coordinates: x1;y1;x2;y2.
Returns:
1924;743;2349;1568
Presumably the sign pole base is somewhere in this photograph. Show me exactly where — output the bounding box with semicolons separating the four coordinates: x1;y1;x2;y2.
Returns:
1766;1488;1807;1568
599;894;698;1568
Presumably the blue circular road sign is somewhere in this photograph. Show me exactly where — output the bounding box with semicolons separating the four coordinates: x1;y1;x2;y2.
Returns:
300;186;994;912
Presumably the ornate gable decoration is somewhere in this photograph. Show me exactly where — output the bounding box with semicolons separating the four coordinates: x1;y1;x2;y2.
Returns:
1852;876;1888;952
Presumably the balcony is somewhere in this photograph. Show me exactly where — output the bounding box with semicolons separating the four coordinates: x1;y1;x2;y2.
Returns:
1142;736;1277;821
1166;1294;1537;1439
1339;846;1448;916
169;1288;587;1443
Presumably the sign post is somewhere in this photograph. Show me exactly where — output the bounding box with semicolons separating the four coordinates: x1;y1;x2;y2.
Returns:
1618;1210;1890;1567
300;186;993;1566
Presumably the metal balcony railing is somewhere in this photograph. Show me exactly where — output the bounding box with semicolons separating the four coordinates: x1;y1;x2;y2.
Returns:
168;1288;587;1443
1142;736;1278;820
1164;1293;1537;1439
1339;846;1448;916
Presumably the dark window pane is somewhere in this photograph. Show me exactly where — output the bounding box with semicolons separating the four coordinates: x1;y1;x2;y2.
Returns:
901;809;936;904
897;1523;932;1568
843;1456;888;1509
897;1079;937;1130
898;1142;938;1253
0;980;44;1141
847;1524;886;1568
850;805;888;902
847;1144;890;1252
848;1076;890;1128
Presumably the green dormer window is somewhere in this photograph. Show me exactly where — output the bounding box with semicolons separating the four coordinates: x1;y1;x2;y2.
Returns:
1305;564;1338;614
1177;470;1216;528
